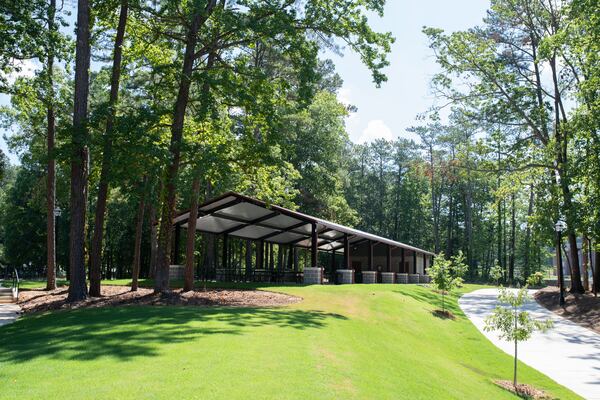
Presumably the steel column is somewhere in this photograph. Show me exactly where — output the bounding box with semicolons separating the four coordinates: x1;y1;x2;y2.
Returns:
413;251;417;274
222;233;229;269
311;223;318;268
401;248;406;273
343;233;350;269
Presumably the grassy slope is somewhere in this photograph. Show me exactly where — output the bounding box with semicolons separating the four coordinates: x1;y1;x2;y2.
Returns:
0;284;580;399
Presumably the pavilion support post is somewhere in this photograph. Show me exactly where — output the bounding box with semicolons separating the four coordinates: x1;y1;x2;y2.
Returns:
331;249;336;273
311;223;318;268
401;248;406;273
343;234;350;269
257;240;263;271
222;233;229;270
173;224;181;265
413;251;417;274
368;240;374;271
387;244;392;272
293;246;298;272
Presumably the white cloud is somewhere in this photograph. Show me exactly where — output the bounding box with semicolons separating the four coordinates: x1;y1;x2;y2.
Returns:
337;86;352;106
357;119;394;144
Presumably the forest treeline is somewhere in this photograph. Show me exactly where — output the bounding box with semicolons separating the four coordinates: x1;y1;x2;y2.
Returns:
0;0;598;298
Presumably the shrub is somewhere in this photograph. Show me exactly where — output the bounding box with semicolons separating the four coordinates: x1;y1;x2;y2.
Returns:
526;271;545;287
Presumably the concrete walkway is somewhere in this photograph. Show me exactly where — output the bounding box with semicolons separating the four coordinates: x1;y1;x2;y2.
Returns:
0;303;21;327
460;288;600;400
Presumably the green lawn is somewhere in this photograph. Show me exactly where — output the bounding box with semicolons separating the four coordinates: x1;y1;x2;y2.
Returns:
0;283;580;399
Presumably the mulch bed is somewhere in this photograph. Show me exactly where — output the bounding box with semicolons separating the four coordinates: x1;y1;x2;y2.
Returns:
17;285;302;314
432;309;456;320
494;380;551;399
534;286;600;334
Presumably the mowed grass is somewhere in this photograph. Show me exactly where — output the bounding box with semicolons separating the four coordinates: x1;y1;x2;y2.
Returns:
0;283;580;399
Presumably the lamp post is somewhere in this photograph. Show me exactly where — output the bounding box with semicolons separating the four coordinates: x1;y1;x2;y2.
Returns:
554;220;567;306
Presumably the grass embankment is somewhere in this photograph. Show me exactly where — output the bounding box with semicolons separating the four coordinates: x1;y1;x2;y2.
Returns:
0;283;580;399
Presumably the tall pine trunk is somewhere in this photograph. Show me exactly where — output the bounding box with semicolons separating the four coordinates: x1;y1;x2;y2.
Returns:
155;1;216;293
45;0;57;291
523;185;534;279
89;0;129;297
67;0;91;302
184;175;201;291
582;237;589;292
131;178;147;291
509;193;516;284
593;249;599;296
149;197;158;278
550;55;584;294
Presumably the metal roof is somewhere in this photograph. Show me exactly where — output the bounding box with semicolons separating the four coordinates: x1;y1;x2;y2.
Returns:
173;192;435;256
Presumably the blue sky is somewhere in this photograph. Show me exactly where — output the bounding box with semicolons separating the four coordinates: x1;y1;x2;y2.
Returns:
1;0;490;164
329;0;489;144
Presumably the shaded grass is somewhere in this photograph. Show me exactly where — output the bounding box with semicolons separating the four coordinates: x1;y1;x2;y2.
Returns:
12;278;298;291
0;284;580;399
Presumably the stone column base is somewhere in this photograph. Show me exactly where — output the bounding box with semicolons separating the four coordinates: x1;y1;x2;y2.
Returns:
336;269;354;284
303;267;323;284
381;272;395;284
362;271;377;284
409;273;420;284
396;273;408;283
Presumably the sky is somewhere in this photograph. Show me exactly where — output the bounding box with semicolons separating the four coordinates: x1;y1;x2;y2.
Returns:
0;0;490;165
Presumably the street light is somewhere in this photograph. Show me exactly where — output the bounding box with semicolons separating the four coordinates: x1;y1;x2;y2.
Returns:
554;220;567;306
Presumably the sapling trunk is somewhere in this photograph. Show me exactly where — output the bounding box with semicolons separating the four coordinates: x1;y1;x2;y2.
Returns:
513;304;518;387
442;291;445;312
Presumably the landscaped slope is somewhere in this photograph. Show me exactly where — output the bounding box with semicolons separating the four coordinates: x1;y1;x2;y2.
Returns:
0;284;580;399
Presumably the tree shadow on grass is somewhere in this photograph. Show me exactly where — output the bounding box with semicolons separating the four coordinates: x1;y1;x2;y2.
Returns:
393;287;465;318
0;306;346;363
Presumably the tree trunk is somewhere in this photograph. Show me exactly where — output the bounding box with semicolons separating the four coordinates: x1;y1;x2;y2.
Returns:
149;197;158;278
45;0;57;291
550;55;584;294
523;185;534;279
131;179;147;292
582;237;589;292
594;249;600;296
183;175;201;291
67;0;91;302
509;193;516;284
89;0;129;297
154;2;216;293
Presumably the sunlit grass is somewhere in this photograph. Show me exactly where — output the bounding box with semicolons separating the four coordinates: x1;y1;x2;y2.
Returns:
0;283;580;399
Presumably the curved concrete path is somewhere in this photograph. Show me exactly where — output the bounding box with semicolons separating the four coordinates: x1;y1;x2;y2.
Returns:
460;288;600;400
0;303;21;327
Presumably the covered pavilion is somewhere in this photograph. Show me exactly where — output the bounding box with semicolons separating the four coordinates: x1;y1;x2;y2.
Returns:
172;192;434;284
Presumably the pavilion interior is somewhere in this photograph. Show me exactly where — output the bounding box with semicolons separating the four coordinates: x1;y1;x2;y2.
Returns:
171;192;433;283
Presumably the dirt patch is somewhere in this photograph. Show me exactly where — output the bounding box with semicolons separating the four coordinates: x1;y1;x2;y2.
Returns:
17;285;301;314
534;286;600;334
432;309;456;320
494;380;551;399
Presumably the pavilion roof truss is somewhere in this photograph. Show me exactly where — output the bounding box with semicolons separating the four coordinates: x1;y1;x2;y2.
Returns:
173;192;434;256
